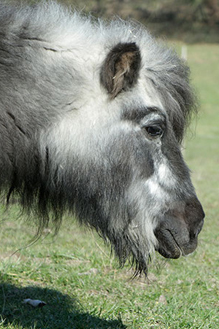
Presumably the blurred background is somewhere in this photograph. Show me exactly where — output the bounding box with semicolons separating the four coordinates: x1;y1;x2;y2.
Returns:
61;0;219;43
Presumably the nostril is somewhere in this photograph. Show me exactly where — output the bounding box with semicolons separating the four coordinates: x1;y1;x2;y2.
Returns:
191;218;204;239
200;207;205;221
196;218;204;236
186;198;205;239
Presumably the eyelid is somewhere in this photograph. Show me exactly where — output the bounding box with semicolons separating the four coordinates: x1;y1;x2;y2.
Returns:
140;110;166;125
140;119;165;130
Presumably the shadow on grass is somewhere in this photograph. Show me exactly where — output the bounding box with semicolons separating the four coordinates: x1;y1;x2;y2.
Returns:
0;278;126;329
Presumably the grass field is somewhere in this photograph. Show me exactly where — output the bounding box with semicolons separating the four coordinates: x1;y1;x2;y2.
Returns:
0;44;219;329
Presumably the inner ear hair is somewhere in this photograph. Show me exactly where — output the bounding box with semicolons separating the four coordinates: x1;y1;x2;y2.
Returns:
101;42;141;98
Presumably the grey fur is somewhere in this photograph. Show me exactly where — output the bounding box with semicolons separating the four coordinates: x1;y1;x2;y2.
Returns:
0;1;204;275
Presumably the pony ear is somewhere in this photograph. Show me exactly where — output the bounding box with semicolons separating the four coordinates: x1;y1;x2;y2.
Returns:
100;42;141;98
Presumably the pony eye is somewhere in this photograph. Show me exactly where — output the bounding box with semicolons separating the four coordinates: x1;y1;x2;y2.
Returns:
145;125;163;138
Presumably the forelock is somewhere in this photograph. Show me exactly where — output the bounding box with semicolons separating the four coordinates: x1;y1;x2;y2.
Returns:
140;42;197;143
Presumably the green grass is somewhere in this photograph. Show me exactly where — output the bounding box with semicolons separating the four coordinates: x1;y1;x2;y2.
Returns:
0;44;219;328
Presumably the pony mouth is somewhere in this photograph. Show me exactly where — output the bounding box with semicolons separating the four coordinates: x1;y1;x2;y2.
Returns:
156;229;183;259
155;228;198;259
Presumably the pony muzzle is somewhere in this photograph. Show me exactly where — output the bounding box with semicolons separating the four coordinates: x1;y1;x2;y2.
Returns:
154;198;205;259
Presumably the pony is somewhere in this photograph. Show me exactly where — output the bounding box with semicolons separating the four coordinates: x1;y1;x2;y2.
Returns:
0;1;204;274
